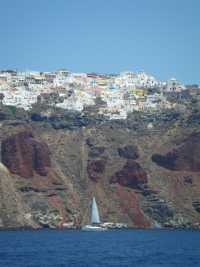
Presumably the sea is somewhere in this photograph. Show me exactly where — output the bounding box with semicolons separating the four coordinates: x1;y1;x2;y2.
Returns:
0;229;200;267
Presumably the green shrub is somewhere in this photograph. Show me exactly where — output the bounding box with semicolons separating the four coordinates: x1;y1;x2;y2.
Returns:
7;105;17;114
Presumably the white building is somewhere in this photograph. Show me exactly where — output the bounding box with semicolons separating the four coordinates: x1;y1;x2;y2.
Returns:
165;78;186;92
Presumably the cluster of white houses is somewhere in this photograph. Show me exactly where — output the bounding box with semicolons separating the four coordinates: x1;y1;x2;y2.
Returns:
0;69;187;119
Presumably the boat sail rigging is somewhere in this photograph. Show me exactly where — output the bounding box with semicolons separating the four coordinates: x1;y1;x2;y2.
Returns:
82;197;107;231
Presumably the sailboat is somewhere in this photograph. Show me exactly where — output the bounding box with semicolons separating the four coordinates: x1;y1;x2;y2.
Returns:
82;197;107;231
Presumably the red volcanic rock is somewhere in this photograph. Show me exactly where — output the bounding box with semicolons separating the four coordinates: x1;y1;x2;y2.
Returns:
87;159;106;182
152;132;200;171
31;139;51;176
1;131;51;177
110;160;147;189
116;184;150;227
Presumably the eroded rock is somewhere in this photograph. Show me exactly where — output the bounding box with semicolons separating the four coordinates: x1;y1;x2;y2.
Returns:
152;132;200;171
110;160;147;189
88;146;105;157
87;159;106;182
1;131;51;177
118;145;139;159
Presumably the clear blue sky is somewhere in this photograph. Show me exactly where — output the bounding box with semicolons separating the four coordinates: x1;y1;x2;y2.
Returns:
0;0;199;84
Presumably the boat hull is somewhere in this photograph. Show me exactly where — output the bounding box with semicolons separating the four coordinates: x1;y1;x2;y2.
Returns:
81;225;107;231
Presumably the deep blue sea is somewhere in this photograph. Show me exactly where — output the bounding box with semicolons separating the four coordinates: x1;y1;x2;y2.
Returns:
0;229;200;267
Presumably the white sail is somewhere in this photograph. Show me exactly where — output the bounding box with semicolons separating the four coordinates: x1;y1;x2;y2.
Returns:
91;197;100;224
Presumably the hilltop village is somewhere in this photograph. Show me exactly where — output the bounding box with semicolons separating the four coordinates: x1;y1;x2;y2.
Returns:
0;69;190;119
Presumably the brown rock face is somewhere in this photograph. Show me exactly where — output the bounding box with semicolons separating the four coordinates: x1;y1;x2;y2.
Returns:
88;146;105;157
110;160;147;189
1;131;51;177
118;145;139;159
87;159;106;182
152;132;200;171
115;185;150;227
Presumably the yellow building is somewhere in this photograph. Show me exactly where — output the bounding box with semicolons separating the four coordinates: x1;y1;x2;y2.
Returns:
96;79;108;87
128;88;146;97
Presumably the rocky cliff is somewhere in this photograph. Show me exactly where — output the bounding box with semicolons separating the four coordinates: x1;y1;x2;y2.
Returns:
1;131;51;177
152;132;200;171
0;105;200;229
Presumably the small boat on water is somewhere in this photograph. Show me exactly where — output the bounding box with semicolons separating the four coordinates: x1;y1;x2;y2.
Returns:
82;197;107;231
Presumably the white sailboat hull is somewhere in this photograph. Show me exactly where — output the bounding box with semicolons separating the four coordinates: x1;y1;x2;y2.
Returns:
81;225;107;231
82;197;108;231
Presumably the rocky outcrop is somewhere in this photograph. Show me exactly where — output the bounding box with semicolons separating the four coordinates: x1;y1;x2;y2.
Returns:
193;201;200;213
115;185;150;228
110;160;147;189
152;151;177;170
1;131;51;178
152;132;200;171
183;175;193;184
88;146;105;157
118;145;139;159
87;159;106;182
141;192;175;224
